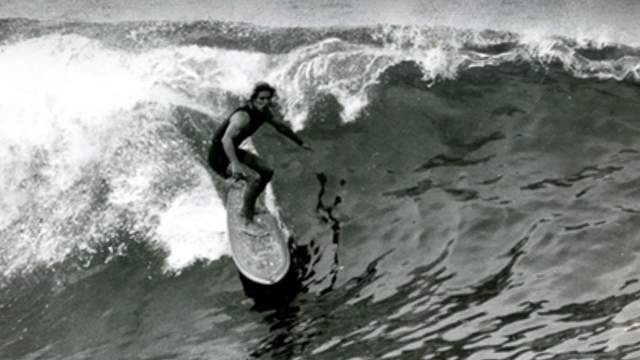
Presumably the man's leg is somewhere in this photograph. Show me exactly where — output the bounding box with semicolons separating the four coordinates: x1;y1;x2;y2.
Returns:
237;150;274;223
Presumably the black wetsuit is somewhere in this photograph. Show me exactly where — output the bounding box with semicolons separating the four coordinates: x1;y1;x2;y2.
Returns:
208;104;271;178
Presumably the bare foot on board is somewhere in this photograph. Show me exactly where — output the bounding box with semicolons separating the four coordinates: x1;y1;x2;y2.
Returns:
238;213;267;237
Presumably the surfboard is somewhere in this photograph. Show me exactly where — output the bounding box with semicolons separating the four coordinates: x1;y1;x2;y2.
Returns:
225;180;290;285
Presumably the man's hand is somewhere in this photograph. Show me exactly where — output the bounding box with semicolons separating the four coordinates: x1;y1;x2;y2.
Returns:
230;162;248;180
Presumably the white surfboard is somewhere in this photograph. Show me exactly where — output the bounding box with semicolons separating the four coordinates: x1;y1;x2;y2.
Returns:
225;181;290;285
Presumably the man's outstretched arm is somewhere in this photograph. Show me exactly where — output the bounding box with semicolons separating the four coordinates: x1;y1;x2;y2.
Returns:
267;113;311;150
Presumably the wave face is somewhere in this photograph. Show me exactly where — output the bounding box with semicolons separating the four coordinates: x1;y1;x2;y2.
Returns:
2;20;640;360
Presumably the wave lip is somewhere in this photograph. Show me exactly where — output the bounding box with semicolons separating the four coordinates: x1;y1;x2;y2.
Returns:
2;20;639;88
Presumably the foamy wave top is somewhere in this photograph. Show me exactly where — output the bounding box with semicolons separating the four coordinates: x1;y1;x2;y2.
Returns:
0;34;234;280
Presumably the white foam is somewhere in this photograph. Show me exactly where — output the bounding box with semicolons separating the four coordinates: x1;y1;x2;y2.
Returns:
154;175;230;272
134;45;270;113
0;34;150;226
268;36;470;128
0;35;237;278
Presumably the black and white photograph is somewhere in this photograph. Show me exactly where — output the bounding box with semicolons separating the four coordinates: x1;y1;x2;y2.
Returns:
1;1;640;359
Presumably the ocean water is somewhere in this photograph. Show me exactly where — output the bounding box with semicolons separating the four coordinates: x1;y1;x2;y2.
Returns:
1;8;640;360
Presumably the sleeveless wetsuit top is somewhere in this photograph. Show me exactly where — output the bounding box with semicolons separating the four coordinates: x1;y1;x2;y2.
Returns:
212;104;270;148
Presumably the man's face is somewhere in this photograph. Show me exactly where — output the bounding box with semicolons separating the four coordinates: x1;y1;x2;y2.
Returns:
253;90;273;112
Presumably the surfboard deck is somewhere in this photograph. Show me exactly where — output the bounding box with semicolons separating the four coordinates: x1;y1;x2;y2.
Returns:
225;181;290;285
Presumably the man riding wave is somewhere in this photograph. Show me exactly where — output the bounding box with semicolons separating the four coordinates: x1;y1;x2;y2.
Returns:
208;82;311;226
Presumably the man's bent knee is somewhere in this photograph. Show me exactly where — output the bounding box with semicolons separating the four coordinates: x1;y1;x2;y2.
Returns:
261;169;274;183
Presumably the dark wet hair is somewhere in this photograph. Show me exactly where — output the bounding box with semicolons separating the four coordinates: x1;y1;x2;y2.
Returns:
250;82;277;101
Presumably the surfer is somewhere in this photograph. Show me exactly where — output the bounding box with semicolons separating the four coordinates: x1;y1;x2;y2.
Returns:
208;82;311;226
